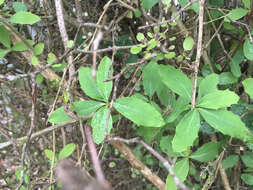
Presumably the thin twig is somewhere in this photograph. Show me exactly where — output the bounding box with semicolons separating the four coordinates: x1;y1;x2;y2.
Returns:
108;137;191;190
138;0;198;30
191;0;205;109
84;124;109;188
0;115;93;150
15;75;37;190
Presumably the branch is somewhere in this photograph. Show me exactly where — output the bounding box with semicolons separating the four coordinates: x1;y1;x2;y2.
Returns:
191;0;205;109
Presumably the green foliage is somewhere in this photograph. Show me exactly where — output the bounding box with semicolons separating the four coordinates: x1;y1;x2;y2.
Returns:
190;142;219;162
166;158;189;190
142;62;159;98
78;67;104;100
96;56;113;101
71;100;104;116
10;11;41;25
197;90;239;110
222;155;239;169
91;106;112;144
0;25;11;48
159;65;192;102
224;8;248;22
241;174;253;185
198;108;248;140
13;2;27;12
172;109;200;152
11;40;34;51
183;37;194;51
2;0;253;188
34;43;44;55
114;97;165;127
243;37;253;60
48;106;72;123
15;168;29;184
242;78;253;98
141;0;158;10
58;143;76;159
45;143;76;164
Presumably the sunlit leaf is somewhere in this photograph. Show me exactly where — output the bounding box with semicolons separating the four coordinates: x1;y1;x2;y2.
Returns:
198;108;248;140
78;67;103;100
197;90;239;110
10;11;41;24
97;56;113;101
59;143;76;159
242;78;253;98
172;109;200;152
114;97;165;127
190;142;219;162
48;107;71;124
91;106;112;144
159;65;192;101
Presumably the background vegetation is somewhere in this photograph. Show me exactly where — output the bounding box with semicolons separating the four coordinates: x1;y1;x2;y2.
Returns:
0;0;253;189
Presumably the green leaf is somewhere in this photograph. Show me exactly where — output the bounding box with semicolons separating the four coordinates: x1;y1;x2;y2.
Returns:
229;48;243;77
137;33;145;42
97;56;113;101
160;135;181;157
242;78;253;98
31;56;38;66
242;0;251;9
59;143;76;159
141;0;158;10
0;0;4;6
172;109;200;152
134;8;142;17
0;26;11;48
15;168;29;184
241;151;253;168
48;106;72;124
224;8;248;22
198;74;219;98
159;65;192;101
91;106;112;144
241;174;253;185
114;97;165;127
183;37;194;51
190;142;219;162
243;37;253;60
142;62;159;98
47;52;57;64
11;40;34;51
71;100;104;116
67;40;74;48
166;158;189;190
78;67;103;100
164;52;176;59
130;46;142;54
198;108;248;140
197;90;239;110
166;96;190;123
222;155;239;169
156;83;174;106
13;2;27;12
10;11;41;25
44;149;54;161
35;73;44;84
34;43;44;55
146;39;158;50
219;72;238;85
0;49;10;58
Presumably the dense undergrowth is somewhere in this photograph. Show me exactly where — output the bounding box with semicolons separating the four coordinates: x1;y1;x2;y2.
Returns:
0;0;253;189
